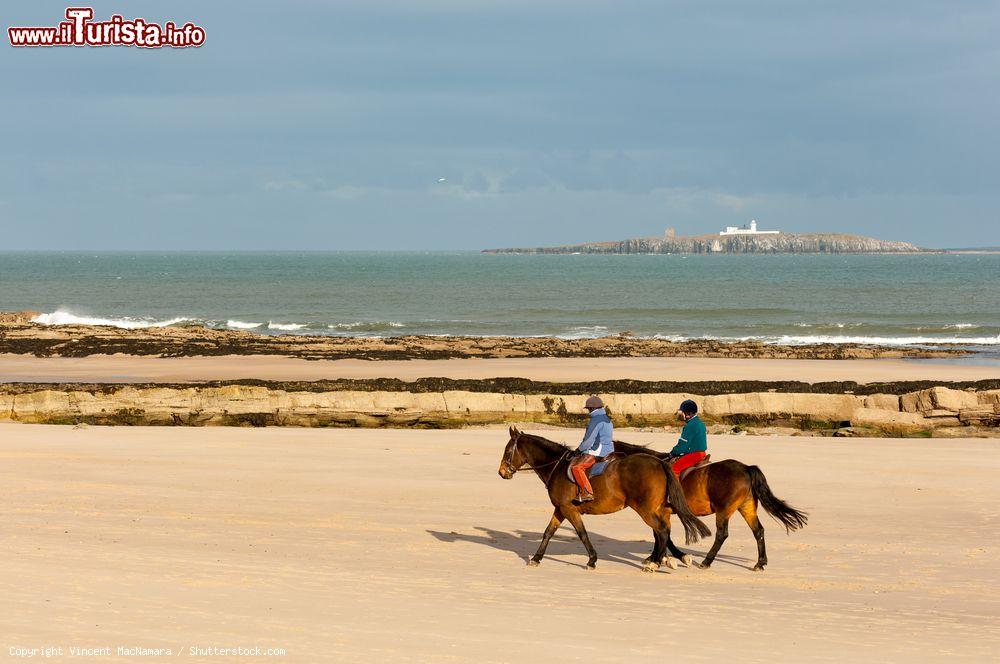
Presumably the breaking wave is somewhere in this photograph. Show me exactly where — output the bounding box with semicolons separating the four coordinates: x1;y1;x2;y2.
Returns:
558;325;610;339
754;334;1000;346
32;310;191;329
327;321;405;331
793;322;865;329
648;332;1000;346
27;310;999;346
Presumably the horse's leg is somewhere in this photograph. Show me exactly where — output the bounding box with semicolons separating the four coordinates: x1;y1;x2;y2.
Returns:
738;499;767;571
662;530;693;568
565;510;598;570
642;507;663;566
528;509;564;567
638;510;674;572
644;530;663;567
697;510;732;569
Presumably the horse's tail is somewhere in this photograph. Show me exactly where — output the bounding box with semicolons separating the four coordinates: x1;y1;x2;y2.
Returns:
661;460;711;544
746;465;808;533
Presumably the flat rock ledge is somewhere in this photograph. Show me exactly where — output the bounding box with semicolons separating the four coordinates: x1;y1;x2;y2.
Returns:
2;384;997;437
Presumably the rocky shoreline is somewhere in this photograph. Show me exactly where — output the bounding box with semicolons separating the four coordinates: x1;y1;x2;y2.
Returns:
0;312;967;360
3;310;993;437
2;380;997;437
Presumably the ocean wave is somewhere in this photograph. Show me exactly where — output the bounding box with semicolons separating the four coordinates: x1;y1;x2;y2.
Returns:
759;334;1000;346
649;334;691;342
32;310;191;329
648;332;1000;346
226;320;262;329
25;310;1000;346
327;321;405;331
793;322;865;329
557;325;610;339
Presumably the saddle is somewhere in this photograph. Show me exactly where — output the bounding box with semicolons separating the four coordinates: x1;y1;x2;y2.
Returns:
678;454;712;482
566;452;624;486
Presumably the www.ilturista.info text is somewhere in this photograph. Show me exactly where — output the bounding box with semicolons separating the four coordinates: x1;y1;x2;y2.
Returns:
8;7;205;48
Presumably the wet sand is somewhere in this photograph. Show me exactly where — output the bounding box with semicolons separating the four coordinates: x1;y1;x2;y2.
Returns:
2;353;997;384
1;424;996;662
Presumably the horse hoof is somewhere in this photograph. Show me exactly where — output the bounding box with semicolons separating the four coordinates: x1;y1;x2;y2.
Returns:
642;561;658;573
751;564;765;572
681;554;694;567
586;563;597;571
693;560;707;569
527;558;540;567
662;557;680;570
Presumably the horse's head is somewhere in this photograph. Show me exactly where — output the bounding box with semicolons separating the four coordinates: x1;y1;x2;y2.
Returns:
498;426;524;479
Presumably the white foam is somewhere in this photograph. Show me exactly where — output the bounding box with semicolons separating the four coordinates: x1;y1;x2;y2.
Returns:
794;322;863;329
32;310;189;329
267;321;307;331
328;321;405;330
650;332;1000;346
226;320;262;329
761;334;1000;346
945;323;980;330
649;334;691;342
558;325;610;339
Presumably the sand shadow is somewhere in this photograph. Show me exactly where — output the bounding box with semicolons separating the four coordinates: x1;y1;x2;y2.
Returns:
427;526;752;570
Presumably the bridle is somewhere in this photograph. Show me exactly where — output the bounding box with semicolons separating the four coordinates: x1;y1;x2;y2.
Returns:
504;436;571;488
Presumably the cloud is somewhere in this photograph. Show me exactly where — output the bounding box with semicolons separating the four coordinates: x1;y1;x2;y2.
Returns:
263;180;309;192
319;185;371;199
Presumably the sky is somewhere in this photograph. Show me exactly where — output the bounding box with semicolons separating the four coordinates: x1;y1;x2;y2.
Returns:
1;0;998;250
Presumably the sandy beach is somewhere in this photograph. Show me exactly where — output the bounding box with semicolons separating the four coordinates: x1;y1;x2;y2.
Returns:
2;424;997;662
2;353;997;384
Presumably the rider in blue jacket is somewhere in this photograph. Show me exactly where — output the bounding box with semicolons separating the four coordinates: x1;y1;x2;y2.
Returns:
569;396;614;502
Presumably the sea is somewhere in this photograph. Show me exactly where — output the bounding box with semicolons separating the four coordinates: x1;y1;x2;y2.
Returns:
1;251;998;354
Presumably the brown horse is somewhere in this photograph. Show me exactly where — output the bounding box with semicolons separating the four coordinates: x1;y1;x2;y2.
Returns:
613;439;808;571
498;427;711;571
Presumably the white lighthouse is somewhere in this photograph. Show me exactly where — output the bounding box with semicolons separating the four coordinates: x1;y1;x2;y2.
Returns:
720;219;779;236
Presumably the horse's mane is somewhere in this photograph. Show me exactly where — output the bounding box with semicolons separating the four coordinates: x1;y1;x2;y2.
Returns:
612;439;669;459
517;431;574;453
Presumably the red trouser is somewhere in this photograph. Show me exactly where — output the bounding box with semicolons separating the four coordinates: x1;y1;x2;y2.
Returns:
671;451;707;477
569;454;597;495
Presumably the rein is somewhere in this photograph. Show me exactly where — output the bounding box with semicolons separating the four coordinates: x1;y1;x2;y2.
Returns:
506;438;571;488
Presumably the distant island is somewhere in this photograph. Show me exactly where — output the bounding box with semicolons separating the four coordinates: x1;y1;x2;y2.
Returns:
941;246;1000;254
484;220;925;255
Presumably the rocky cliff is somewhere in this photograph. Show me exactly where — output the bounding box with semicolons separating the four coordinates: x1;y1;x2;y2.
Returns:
485;232;923;254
